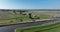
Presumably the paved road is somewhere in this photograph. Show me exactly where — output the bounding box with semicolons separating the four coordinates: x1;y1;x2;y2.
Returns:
0;19;59;32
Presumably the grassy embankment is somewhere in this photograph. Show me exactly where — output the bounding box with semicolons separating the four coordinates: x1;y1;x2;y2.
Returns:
16;22;60;32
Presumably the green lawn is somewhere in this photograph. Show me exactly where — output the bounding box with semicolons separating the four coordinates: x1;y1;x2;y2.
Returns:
43;27;60;32
15;22;60;32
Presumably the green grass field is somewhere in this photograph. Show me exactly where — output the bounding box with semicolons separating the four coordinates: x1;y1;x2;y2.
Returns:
0;11;60;23
15;22;60;32
0;11;49;23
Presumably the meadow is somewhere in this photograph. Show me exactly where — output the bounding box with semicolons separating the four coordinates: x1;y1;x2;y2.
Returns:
16;22;60;32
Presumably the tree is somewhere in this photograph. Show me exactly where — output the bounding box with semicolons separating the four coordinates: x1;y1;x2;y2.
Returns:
13;10;16;14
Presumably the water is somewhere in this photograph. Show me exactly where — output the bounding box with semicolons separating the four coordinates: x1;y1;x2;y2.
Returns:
0;20;58;32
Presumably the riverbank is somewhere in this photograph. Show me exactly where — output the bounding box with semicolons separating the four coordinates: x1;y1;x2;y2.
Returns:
0;19;54;27
15;21;60;32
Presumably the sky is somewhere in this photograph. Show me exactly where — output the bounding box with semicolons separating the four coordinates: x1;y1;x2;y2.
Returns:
0;0;60;9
